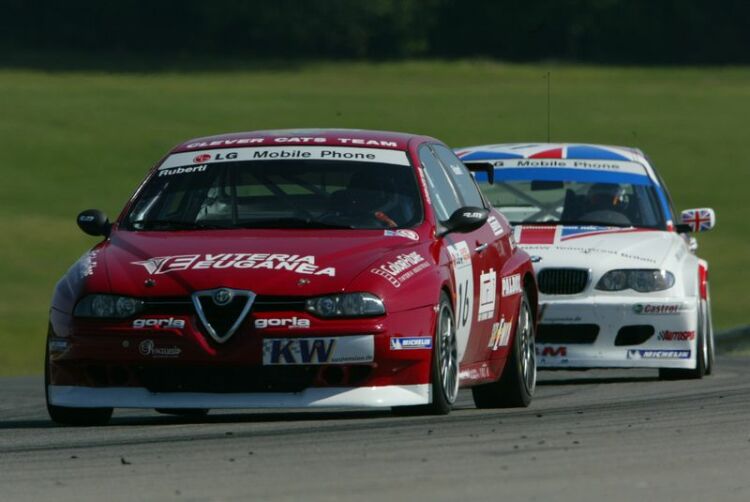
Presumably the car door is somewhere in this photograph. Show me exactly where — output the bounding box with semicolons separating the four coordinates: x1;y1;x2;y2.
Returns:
430;144;503;363
420;144;491;365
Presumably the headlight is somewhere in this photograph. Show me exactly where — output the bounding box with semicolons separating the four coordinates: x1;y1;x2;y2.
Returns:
305;293;385;318
596;269;675;292
74;294;144;318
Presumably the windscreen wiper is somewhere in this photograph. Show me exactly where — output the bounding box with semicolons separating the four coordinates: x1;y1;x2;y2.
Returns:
234;218;354;230
130;219;232;230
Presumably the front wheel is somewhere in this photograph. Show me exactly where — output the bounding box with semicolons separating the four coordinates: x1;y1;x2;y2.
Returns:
659;299;706;380
472;291;536;408
393;291;458;415
45;346;113;426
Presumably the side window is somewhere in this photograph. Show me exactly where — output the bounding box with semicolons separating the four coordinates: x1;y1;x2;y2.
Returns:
419;145;461;221
432;144;485;208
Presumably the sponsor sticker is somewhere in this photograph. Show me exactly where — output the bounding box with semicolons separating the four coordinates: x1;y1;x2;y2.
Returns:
263;335;374;365
161;146;410;170
492;158;647;175
132;318;185;329
477;269;497;321
78;249;100;278
370;252;428;288
383;229;419;241
158;164;208;177
138;339;182;358
633;304;682;315
501;273;522;297
447;241;474;362
537;345;567;357
627;349;691;360
132;253;336;277
488;318;512;350
487;216;503;237
390;337;432;350
254;317;310;329
658;330;695;341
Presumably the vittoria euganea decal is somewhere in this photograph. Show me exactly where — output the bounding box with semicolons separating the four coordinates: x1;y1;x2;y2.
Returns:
132;254;336;276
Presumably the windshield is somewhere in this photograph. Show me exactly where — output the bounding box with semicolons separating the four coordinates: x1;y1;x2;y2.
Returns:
125;159;422;231
478;179;666;229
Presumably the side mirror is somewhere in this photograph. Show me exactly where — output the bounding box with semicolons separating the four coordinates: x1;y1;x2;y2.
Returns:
77;209;111;237
438;207;489;237
678;208;715;233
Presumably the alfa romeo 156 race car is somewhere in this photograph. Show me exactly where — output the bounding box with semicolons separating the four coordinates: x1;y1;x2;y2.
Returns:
457;143;715;379
46;129;538;425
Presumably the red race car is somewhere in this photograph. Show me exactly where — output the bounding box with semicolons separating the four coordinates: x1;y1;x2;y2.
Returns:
46;129;538;425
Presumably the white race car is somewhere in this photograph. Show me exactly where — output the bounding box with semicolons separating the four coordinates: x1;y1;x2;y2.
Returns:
457;143;716;379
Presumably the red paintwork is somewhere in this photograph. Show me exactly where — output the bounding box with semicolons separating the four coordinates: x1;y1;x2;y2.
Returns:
48;129;536;399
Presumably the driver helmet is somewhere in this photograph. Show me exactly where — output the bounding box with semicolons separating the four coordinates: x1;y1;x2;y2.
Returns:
585;183;627;211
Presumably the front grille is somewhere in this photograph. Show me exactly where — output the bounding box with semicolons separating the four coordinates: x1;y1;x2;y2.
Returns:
615;325;655;346
536;324;599;344
537;268;589;295
196;296;250;337
137;365;317;393
142;296;306;314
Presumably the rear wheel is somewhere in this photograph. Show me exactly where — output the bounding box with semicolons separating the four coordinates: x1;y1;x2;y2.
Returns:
393;291;457;416
659;299;706;380
45;346;113;426
472;291;536;408
704;292;716;375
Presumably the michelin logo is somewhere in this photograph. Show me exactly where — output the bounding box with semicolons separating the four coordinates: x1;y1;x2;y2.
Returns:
627;349;691;360
390;337;432;350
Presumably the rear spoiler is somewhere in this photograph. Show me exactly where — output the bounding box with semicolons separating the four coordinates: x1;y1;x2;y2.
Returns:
464;162;494;184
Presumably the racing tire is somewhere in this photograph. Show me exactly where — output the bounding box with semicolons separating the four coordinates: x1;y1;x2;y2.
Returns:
704;291;716;376
155;408;210;417
659;299;706;380
393;291;458;416
45;346;113;426
472;291;536;409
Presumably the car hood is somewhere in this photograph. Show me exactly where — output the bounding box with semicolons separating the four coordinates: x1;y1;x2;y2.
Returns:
513;226;679;271
95;229;425;297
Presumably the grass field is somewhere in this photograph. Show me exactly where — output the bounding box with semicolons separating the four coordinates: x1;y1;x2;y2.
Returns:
1;61;747;375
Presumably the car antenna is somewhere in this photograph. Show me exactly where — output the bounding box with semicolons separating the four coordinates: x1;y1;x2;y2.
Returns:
546;71;551;142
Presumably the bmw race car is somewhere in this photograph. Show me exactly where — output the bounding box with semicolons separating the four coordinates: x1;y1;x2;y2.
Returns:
46;129;538;425
457;143;715;379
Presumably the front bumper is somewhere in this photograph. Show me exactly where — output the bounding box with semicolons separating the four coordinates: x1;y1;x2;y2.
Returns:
47;305;436;409
536;295;698;369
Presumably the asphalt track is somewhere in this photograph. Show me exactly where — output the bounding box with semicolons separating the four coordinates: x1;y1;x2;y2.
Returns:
2;357;749;501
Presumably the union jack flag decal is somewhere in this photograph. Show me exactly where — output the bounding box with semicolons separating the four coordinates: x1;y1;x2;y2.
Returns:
680;208;715;232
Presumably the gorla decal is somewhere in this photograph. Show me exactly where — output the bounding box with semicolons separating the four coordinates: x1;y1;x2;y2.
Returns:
370;252;428;288
477;268;497;321
446;241;473;361
501;273;522;297
390;337;432;350
132;253;336;277
254;317;310;329
132;318;185;329
658;330;695;341
262;335;374;365
138;339;182;358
